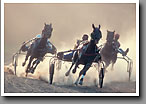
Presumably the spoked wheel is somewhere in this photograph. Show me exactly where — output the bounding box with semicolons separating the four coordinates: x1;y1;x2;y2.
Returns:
12;54;19;75
14;59;17;75
99;68;104;88
49;63;55;84
117;56;133;81
128;61;133;81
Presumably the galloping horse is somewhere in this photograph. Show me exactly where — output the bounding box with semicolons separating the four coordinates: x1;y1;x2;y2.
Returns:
65;24;102;85
100;30;133;81
22;23;57;76
100;30;117;69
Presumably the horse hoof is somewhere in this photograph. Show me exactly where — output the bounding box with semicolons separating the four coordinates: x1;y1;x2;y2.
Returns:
79;81;83;85
79;82;83;85
72;69;76;74
22;62;26;66
74;82;78;86
65;72;69;76
25;73;28;77
30;68;34;74
30;70;34;74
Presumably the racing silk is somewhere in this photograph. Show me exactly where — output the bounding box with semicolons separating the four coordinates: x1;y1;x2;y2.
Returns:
112;40;120;52
77;40;89;50
35;34;42;39
112;40;128;56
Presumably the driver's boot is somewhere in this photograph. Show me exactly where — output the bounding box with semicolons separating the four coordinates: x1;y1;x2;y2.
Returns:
123;48;129;56
72;68;77;74
79;78;83;85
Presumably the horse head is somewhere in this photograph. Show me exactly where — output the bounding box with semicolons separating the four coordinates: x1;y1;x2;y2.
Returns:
91;24;102;44
42;23;53;39
106;30;115;45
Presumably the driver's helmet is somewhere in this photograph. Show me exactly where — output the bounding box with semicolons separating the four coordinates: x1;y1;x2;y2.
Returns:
82;34;88;41
114;33;120;40
35;34;42;39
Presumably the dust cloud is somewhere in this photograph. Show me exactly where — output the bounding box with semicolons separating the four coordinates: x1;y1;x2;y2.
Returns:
4;3;136;86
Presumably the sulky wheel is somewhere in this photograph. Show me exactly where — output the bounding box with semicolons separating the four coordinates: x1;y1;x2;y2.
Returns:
99;68;104;88
13;54;18;76
49;63;55;84
14;59;17;75
128;61;133;81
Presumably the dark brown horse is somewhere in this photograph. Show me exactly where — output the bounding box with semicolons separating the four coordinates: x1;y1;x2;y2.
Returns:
65;24;102;85
100;30;117;70
100;30;133;81
23;23;56;76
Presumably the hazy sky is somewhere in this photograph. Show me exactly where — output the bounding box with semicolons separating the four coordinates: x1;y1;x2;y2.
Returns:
4;3;136;63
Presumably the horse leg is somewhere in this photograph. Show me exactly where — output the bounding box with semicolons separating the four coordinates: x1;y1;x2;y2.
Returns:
101;58;110;72
25;56;33;76
74;63;91;85
65;63;74;76
65;51;78;76
74;75;80;86
22;49;31;66
31;59;37;68
30;59;40;74
111;63;115;70
65;58;79;76
72;58;80;74
111;54;117;71
79;63;91;85
29;59;37;73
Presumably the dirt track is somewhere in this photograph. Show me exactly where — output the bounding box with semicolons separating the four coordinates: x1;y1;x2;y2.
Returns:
4;72;136;93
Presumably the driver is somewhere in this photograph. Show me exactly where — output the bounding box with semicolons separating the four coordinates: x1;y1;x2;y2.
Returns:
60;34;89;61
112;33;129;56
74;34;89;49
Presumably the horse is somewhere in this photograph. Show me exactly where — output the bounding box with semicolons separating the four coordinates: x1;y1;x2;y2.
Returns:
100;30;117;70
65;24;102;86
100;30;133;81
22;23;57;76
